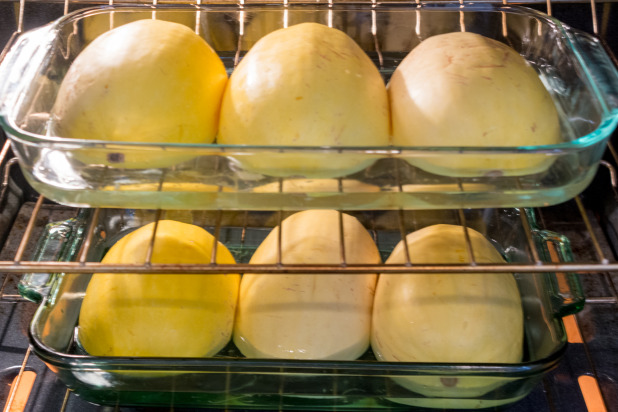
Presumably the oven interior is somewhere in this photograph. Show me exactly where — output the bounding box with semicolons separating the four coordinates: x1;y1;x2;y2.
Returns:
1;0;618;411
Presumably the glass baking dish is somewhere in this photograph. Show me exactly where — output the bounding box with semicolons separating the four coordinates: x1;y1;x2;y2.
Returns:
20;207;584;409
1;3;618;210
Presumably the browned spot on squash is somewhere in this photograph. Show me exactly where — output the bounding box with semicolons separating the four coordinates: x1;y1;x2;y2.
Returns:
440;377;458;387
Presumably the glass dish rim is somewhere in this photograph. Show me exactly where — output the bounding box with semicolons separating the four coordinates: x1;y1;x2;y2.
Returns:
28;313;567;378
1;2;617;154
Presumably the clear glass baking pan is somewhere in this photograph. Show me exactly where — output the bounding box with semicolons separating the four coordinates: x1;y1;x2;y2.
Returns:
1;3;618;210
20;207;584;409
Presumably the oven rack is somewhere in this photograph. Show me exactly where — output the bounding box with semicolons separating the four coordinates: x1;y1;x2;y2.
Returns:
1;138;618;278
2;161;618;412
1;0;617;411
0;0;616;279
1;163;618;412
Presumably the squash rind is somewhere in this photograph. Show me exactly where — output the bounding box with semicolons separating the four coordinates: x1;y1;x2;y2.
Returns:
372;224;524;398
234;210;381;360
78;220;240;358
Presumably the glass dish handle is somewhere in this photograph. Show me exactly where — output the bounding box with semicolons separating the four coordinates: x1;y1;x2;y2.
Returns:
566;27;618;113
18;211;89;303
531;227;586;318
0;24;57;115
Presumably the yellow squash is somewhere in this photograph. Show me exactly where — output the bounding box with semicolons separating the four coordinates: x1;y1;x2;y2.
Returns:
372;224;523;399
78;220;240;357
52;19;228;168
218;22;390;177
234;210;381;360
389;32;560;177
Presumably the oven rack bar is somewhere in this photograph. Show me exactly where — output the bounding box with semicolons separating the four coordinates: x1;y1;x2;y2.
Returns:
0;0;616;281
0;0;610;64
0;156;615;277
0;175;616;275
4;260;618;274
0;1;616;412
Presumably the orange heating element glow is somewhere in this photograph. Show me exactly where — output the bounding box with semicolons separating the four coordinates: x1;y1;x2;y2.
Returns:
3;371;36;412
563;314;584;344
578;375;607;412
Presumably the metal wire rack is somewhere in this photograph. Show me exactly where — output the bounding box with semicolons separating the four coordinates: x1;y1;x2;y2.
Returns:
0;139;618;277
0;0;617;411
